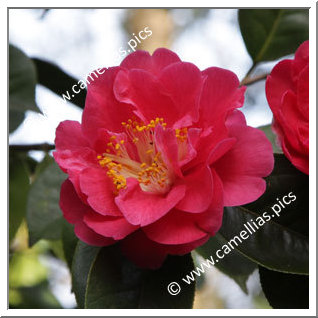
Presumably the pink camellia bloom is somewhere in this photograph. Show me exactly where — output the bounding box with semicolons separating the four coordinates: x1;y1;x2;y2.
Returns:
54;48;274;269
266;40;309;175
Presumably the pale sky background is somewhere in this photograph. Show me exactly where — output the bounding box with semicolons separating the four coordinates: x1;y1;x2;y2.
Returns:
9;9;273;150
9;8;274;308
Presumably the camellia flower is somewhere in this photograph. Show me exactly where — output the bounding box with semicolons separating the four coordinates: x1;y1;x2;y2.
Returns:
54;48;274;269
266;40;309;175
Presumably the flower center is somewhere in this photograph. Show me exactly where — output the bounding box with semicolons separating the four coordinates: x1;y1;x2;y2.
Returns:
98;118;186;194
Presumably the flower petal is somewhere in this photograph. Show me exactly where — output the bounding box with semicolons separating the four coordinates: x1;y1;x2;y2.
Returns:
59;179;87;224
199;67;245;129
176;165;213;213
84;213;138;240
213;111;274;206
74;221;116;247
297;66;309;121
113;69;180;127
154;125;182;177
266;59;295;115
120;48;181;75
158;62;203;127
59;179;116;247
195;169;224;235
55;120;90;151
115;178;186;226
143;209;208;245
82;67;136;140
79;167;122;216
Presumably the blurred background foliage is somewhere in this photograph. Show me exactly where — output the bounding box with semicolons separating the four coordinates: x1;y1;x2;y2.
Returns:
8;8;308;309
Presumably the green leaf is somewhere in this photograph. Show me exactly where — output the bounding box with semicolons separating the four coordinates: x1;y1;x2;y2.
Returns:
26;162;66;246
196;233;257;293
33;154;55;179
32;58;87;109
9;152;30;241
9;109;25;133
71;242;100;309
61;220;78;270
9;45;39;112
72;243;195;309
258;124;282;154
9;45;40;132
218;155;308;274
259;266;308;309
219;206;308;274
239;9;309;62
246;154;309;236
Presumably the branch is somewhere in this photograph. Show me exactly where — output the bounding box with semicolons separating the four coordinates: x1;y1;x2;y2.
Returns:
240;72;269;86
9;143;55;152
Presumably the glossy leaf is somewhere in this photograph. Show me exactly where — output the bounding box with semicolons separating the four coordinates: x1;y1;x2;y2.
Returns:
26;162;66;246
239;9;309;62
71;242;100;309
259;266;309;308
246;154;309;236
32;58;86;109
9;109;25;134
219;154;308;274
9;152;30;241
72;243;195;309
9;45;40;133
196;233;257;293
61;220;78;270
219;206;308;274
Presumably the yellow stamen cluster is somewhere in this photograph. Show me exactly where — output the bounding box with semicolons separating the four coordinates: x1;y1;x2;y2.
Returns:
97;118;171;194
121;117;167;133
97;156;127;191
137;152;168;188
175;127;188;142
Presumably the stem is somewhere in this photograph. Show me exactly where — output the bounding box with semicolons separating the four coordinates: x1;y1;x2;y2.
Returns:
240;62;257;86
9;143;55;152
240;72;269;86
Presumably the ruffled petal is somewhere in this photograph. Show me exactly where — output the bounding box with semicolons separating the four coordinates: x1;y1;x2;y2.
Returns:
176;165;213;213
79;167;122;216
154;125;182;177
266;59;295;116
198;67;245;129
115;178;186;226
55;120;90;151
292;40;309;78
82;67;136;140
195;168;224;235
143;209;208;245
212;111;274;206
54;121;98;202
120;48;181;76
84;213;138;240
113;69;182;127
59;179;88;224
59;179;116;246
158;61;203;127
297;65;309;121
74;221;116;247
